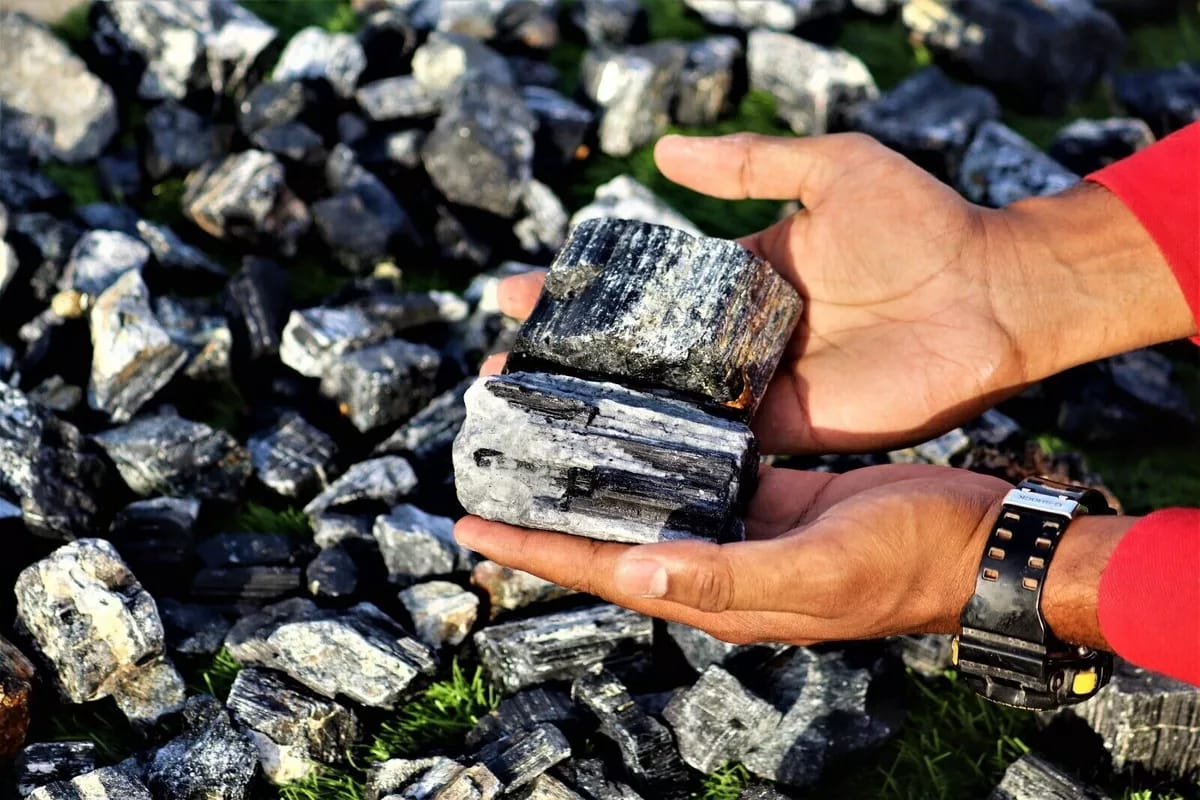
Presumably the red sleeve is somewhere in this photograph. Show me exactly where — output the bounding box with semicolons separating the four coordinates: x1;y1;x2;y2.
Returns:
1086;122;1200;336
1097;508;1200;684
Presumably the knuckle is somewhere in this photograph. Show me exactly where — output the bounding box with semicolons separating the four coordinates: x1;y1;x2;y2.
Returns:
688;555;735;613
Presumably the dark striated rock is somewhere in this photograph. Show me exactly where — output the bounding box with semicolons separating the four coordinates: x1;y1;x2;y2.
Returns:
0;12;118;163
572;670;690;793
93;414;251;501
989;753;1109;800
312;512;376;550
552;757;645;800
147;695;258;800
422;80;535;217
197;533;297;568
273;26;367;98
27;766;153;800
399;580;480;648
374;379;472;468
433;203;495;268
748;30;877;136
357;75;441;121
957;122;1079;207
510;55;562;89
374;504;474;584
15;742;98;798
153;296;232;383
6;214;80;306
411;32;515;95
306;545;358;599
136;219;226;283
351;289;469;332
570;175;699;234
676;37;742;128
665;621;782;673
516;774;586;800
522;86;595;169
1115;63;1200;136
475;604;653;694
682;0;845;29
514;180;569;257
27;377;81;414
238;80;309;136
320;338;441;432
455;372;757;544
572;0;645;46
849;66;1000;180
1048;117;1155;175
109;497;200;589
227;667;359;784
0;167;64;212
738;787;791;800
111;655;187;730
469;687;581;748
61;230;151;297
223;256;291;362
183;150;311;255
279;306;394;378
158;599;232;656
902;0;1125;115
476;724;573;792
581;42;686;157
191;566;303;604
0;635;34;759
472;561;576;620
304;456;419;516
144;102;218;180
508;218;800;412
248;413;337;500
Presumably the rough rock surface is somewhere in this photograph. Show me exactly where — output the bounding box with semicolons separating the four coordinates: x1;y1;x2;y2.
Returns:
0;635;34;759
61;230;151;297
304;455;418;516
146;695;258;800
273;26;367;98
373;504;473;584
1114;63;1200;136
247;413;337;499
582;42;686;157
472;561;576;619
989;753;1109;800
15;742;98;798
398;580;480;648
957;122;1079;207
476;724;573;792
1048;117;1155;175
144;102;219;180
28;766;153;800
570;175;700;235
279;306;393;379
676;37;742;128
319;338;441;432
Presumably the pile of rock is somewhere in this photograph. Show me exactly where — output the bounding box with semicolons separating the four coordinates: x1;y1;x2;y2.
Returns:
0;0;1197;798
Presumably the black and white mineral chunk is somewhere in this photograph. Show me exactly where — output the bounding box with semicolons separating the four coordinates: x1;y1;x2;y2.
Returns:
676;37;742;128
0;12;118;163
1048;117;1156;175
227;667;359;784
248;413;337;499
1114;63;1200;136
61;230;150;296
469;686;581;748
748;30;877;136
153;296;233;383
411;32;516;96
988;753;1109;800
144;102;219;180
454;372;757;545
581;42;686;157
572;0;646;47
514;180;569;257
367;757;499;800
957;122;1079;208
303;455;418;516
570;175;701;235
373;378;472;469
27;766;153;800
15;741;99;798
306;545;358;599
902;0;1124;115
471;561;576;620
279;306;393;379
223;256;290;362
356;75;441;121
888;428;971;466
474;604;653;694
508;218;801;413
682;0;845;30
146;696;258;800
475;724;573;793
849;66;1000;180
398;580;480;648
374;504;473;584
522;86;595;168
272;26;367;98
319;338;441;432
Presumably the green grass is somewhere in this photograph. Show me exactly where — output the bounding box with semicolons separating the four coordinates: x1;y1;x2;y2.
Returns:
696;762;753;800
46;703;139;764
234;503;313;537
187;647;244;701
642;0;710;42
40;162;104;207
837;16;925;92
142;177;188;228
279;767;364;800
49;3;91;50
241;0;358;39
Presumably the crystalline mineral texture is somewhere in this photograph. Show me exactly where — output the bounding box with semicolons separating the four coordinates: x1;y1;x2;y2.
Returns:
507;218;801;413
27;766;153;800
471;560;576;619
146;695;258;800
15;742;98;798
61;230;150;296
957;122;1079;208
399;580;480;648
581;42;686;157
989;753;1109;800
319;338;441;432
373;504;474;584
468;687;581;747
475;724;573;793
247;413;337;500
454;372;757;545
303;455;418;516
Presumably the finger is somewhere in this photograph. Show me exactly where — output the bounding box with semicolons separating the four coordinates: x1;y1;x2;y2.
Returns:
654;132;878;204
497;270;546;320
479;352;506;376
735;213;807;290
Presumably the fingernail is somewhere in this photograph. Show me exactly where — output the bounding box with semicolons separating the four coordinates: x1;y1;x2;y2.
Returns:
615;559;668;598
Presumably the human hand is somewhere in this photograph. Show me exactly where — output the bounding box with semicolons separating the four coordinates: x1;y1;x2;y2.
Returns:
457;464;1012;645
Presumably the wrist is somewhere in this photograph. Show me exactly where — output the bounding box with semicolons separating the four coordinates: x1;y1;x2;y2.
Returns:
1041;513;1132;651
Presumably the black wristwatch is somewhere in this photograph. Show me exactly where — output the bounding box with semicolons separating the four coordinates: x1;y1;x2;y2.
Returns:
953;477;1115;710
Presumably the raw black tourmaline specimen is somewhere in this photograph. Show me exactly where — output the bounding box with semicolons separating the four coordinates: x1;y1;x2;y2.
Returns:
1114;63;1200;136
989;754;1108;800
506;218;801;414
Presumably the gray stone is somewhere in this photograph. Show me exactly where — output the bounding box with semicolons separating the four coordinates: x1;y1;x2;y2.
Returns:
304;456;419;516
197;533;297;568
27;767;152;800
989;753;1109;800
250;121;326;165
357;75;442;121
320;338;441;432
581;43;687;157
682;0;845;30
190;565;303;605
897;634;954;679
153;296;233;382
522;86;595;168
366;756;460;800
399;580;480;647
518;774;586;800
748;30;877;136
411;32;515;96
1115;63;1200;136
312;512;376;550
360;128;428;171
888;428;972;466
15;539;164;703
306;545;359;599
676;36;742;128
0;12;118;163
61;231;151;297
958;122;1079;207
572;0;645;46
227;667;360;784
373;504;474;584
454;372;757;544
147;695;258;800
15;742;98;798
273;26;367;98
475;724;572;793
238;80;308;136
514;180;569;257
552;759;644;800
93;414;251;501
508;218;800;412
144;102;218;179
471;560;576;620
474;604;653;694
421;79;535;217
108;496;200;585
1049;117;1156;175
738;788;791;800
111;656;187;730
279;306;394;379
158;599;232;656
468;687;580;747
373;379;472;467
28;376;83;414
351;290;470;332
849;66;1000;180
248;413;338;500
223;256;290;361
135;219;226;281
183;150;311;255
570;175;700;234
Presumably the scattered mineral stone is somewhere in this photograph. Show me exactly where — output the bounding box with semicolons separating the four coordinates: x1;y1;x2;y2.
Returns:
5;213;79;303
682;0;845;29
249;122;326;165
93;414;251;501
888;428;972;466
0;635;34;759
61;230;151;297
191;566;304;604
1114;63;1200;136
197;533;297;568
748;30;877;136
513;180;569;257
372;379;468;466
15;742;98;798
508;217;800;412
28;376;83;414
572;0;645;46
475;604;653;694
15;539;164;704
421;79;535;217
147;695;258;800
897;634;955;679
552;758;645;800
279;306;394;378
849;66;1000;180
966;408;1023;448
676;37;742;128
144;102;218;180
738;787;792;800
357;75;442;121
306;545;358;599
238;80;309;136
27;766;153;800
74;203;139;236
468;687;581;747
351;289;469;332
665;621;782;673
153;296;233;382
0;12;118;163
522;86;595;169
373;504;474;584
227;667;359;784
183;150;311;255
135;219;226;283
471;561;576;620
1048;117;1156;175
455;372;757;544
957;122;1079;207
108;497;200;589
989;753;1109;800
248;413;337;499
223;256;291;362
358;128;427;171
0;167;65;212
517;774;586;800
358;7;420;83
304;456;419;516
158;599;232;656
902;0;1124;115
572;670;690;792
320;338;441;432
581;42;686;157
0;98;50;166
97;148;143;201
273;26;368;98
312;512;377;550
411;32;515;96
475;724;572;792
111;656;187;730
570;175;700;234
399;580;480;647
366;757;470;800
